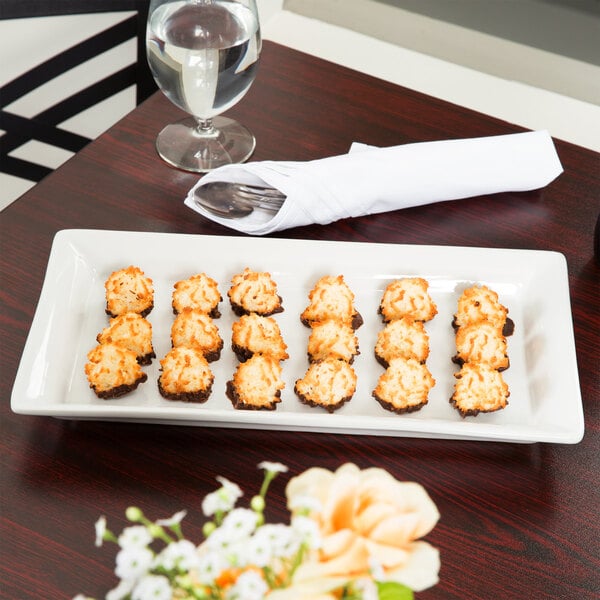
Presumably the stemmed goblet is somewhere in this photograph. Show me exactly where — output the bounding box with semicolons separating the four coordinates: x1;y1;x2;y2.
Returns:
146;0;261;172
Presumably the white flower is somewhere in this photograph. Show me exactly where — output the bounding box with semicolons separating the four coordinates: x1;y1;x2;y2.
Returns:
291;515;322;549
118;526;153;549
226;538;255;568
204;528;253;569
216;476;243;501
257;461;288;474
156;510;187;527
244;534;273;568
131;574;172;600
226;570;268;600
95;516;107;547
201;492;222;518
221;508;259;539
204;525;237;553
106;579;134;600
202;477;243;516
276;534;302;559
115;546;154;581
253;524;298;559
155;540;199;572
195;551;227;585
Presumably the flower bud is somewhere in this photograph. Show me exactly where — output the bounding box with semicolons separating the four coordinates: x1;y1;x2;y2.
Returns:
125;506;143;522
250;495;265;512
202;521;216;537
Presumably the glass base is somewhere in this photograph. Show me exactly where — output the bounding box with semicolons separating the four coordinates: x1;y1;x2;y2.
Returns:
155;116;256;173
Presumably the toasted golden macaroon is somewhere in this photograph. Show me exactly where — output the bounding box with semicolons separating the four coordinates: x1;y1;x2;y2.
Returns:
227;268;283;316
378;277;437;322
300;275;363;329
171;307;223;362
453;285;513;335
158;347;214;403
294;358;357;413
172;273;222;317
372;357;435;414
85;342;147;399
96;312;155;365
454;321;509;371
105;266;154;317
231;313;289;362
374;317;429;367
307;319;360;363
451;362;510;417
226;355;285;410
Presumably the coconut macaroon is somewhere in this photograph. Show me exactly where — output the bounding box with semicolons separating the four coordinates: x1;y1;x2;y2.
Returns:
451;362;510;417
171;307;223;362
372;357;435;414
85;342;147;399
300;275;363;329
231;313;289;362
227;268;283;317
378;277;437;323
454;321;509;371
374;317;430;368
226;354;285;410
104;266;154;318
294;358;357;413
453;285;513;336
307;319;360;364
172;273;222;317
96;312;155;365
158;347;214;403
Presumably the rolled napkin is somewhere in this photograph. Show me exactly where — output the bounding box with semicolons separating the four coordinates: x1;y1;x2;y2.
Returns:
184;130;563;235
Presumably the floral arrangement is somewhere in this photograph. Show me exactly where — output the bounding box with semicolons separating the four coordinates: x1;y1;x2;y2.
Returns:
75;462;440;600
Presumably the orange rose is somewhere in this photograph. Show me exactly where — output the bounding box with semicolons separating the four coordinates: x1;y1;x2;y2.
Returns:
282;463;440;594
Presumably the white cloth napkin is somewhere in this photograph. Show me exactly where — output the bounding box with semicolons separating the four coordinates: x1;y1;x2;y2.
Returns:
184;130;563;235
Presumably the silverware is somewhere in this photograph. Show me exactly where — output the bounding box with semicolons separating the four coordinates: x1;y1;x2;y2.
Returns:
194;181;286;218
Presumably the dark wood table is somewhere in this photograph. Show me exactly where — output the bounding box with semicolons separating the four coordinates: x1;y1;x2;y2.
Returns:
1;41;599;599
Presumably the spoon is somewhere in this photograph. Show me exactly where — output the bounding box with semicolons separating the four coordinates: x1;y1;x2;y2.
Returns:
194;181;286;218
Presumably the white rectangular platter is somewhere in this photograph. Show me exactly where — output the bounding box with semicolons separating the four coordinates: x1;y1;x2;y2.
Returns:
11;229;584;443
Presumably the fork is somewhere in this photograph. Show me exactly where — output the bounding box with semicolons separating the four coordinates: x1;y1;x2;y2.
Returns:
194;181;286;218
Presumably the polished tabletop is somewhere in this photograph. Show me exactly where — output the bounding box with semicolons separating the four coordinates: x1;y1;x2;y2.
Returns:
1;41;599;599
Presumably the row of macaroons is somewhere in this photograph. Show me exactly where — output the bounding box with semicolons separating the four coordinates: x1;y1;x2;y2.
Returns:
86;264;157;398
450;285;513;417
294;275;362;413
225;268;287;410
372;277;438;415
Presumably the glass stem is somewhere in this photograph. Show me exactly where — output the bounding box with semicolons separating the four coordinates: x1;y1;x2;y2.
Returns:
196;118;216;137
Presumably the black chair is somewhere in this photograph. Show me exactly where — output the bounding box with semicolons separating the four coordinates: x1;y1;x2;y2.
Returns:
0;0;157;184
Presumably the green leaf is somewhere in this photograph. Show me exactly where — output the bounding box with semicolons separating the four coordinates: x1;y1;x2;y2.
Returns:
376;581;414;600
